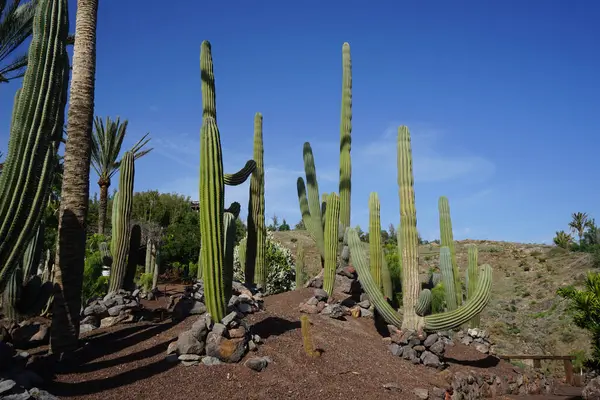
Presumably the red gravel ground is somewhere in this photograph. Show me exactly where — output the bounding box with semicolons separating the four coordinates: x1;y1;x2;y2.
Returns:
25;286;581;400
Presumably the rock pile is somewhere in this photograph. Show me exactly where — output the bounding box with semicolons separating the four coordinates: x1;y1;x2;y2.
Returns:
80;289;142;333
306;266;362;298
298;287;374;319
0;341;58;400
385;326;453;369
455;328;495;355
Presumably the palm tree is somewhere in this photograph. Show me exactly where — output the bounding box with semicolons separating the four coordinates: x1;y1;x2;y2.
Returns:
0;0;38;83
553;230;573;250
50;0;98;357
91;116;152;235
569;212;592;244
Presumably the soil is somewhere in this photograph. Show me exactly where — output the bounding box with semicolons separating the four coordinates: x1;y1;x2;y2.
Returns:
20;285;582;399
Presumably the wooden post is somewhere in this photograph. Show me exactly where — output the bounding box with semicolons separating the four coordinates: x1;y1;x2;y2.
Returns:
564;359;574;385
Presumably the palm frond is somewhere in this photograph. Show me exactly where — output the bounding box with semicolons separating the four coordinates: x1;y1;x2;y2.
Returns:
0;0;38;83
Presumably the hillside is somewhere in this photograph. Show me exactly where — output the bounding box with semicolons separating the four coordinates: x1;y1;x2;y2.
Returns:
272;230;594;370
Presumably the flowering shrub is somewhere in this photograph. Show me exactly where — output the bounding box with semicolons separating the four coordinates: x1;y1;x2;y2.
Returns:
234;231;296;294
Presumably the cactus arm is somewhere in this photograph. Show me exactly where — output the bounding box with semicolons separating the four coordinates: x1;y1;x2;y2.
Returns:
107;152;134;294
323;193;340;296
199;116;226;322
200;40;216;121
397;126;421;331
300;142;325;260
438;196;461;306
467;244;480;327
368;192;383;290
416;289;432;317
439;246;457;311
422;264;493;332
338;42;352;233
348;227;403;328
224;160;256;186
296;176;324;259
223;211;236;301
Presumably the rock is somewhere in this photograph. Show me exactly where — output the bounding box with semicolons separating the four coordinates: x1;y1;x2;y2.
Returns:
107;304;127;316
166;341;178;355
420;351;441;368
28;388;59;400
244;356;270;372
176;331;205;355
429;341;445;356
190;317;209;341
178;354;201;361
228;326;246;339
313;289;328;301
357;300;370;309
322;304;344;319
248;340;258;352
252;334;262;344
583;376;600;400
132;289;140;297
360;308;373;318
237;303;253;314
0;379;16;394
83;303;107;317
79;324;96;334
423;333;439;348
2;390;30;400
221;311;237;327
189;301;207;315
402;347;417;361
80;316;99;326
382;382;402;392
201;356;223;366
460;336;473;345
413;345;426;352
389;343;403;357
306;297;319;306
205;332;246;363
413;388;429;399
211;323;227;337
474;343;490;354
29;325;48;342
299;303;319;314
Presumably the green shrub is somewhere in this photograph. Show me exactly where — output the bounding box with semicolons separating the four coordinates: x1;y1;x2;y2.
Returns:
82;250;108;302
138;273;153;292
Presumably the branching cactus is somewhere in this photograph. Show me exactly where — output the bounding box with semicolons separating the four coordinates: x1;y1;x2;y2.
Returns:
246;112;266;288
107;152;134;294
439;247;458;311
323;193;340;296
347;126;493;332
368;192;383;290
439;196;461;306
338;42;352;237
199;41;256;322
0;0;70;291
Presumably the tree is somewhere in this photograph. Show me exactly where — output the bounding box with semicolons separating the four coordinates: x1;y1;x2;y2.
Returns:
50;0;98;357
294;220;305;230
569;212;592;245
553;230;573;249
0;0;38;83
91;116;152;234
278;219;290;231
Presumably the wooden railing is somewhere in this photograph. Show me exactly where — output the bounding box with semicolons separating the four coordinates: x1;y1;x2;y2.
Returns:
498;355;576;385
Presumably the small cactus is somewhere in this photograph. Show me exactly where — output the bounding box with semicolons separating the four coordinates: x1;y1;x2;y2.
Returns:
300;315;321;357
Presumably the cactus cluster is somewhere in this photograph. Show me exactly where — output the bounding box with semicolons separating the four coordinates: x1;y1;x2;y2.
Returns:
198;41;256;322
0;0;70;293
348;126;493;332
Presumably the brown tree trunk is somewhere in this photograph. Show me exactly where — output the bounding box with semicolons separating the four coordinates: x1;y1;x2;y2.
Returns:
50;0;98;357
97;179;109;235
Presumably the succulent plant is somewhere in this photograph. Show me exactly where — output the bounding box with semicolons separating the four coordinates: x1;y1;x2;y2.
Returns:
323;193;340;296
339;42;352;236
439;196;461;307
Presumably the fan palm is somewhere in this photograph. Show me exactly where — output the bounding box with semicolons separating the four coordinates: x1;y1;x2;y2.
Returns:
91;115;153;235
0;0;38;83
569;212;592;244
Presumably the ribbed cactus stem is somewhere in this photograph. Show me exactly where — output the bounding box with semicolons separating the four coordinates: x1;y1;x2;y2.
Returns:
439;247;457;311
381;248;393;301
467;244;480;328
124;224;141;291
152;248;160;290
416;289;432;317
295;243;305;289
237;238;246;277
199;116;226;322
397;126;421;331
348;228;403;327
145;239;152;274
246;112;266;288
368;192;383;291
0;0;69;291
423;265;493;331
223;212;236;302
107;152;134;294
439;196;461;306
200;40;216;121
23;222;45;281
197;246;203;279
338;42;352;234
296;142;325;261
323;193;340;296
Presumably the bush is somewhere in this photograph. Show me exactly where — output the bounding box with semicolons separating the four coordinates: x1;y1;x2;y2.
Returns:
233;231;296;294
82;250;108;302
138;273;153;292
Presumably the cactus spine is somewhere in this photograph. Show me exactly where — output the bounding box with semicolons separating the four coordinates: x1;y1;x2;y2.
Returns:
107;152;134;294
347;126;493;332
439;247;458;311
439;196;461;306
466;244;480;327
199;41;255;322
368;192;383;290
246;113;266;288
338;42;352;235
295;243;305;289
0;0;70;291
323;193;340;296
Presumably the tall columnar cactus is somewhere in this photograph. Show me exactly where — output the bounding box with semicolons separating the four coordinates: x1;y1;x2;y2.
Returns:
368;192;383;290
338;42;352;235
295;243;305;289
0;0;70;291
145;238;152;274
466;244;480;327
107;152;134;294
199;41;256;322
323;193;340;296
297;143;325;262
223;212;236;302
246;112;266;288
439;247;458;311
124;224;141;291
381;249;393;301
439;196;461;306
152;248;160;290
347;126;493;332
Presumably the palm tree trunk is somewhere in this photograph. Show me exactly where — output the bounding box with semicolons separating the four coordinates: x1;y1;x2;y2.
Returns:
50;0;98;357
97;180;109;235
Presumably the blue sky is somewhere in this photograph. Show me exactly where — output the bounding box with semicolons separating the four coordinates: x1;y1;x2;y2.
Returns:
1;0;599;244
